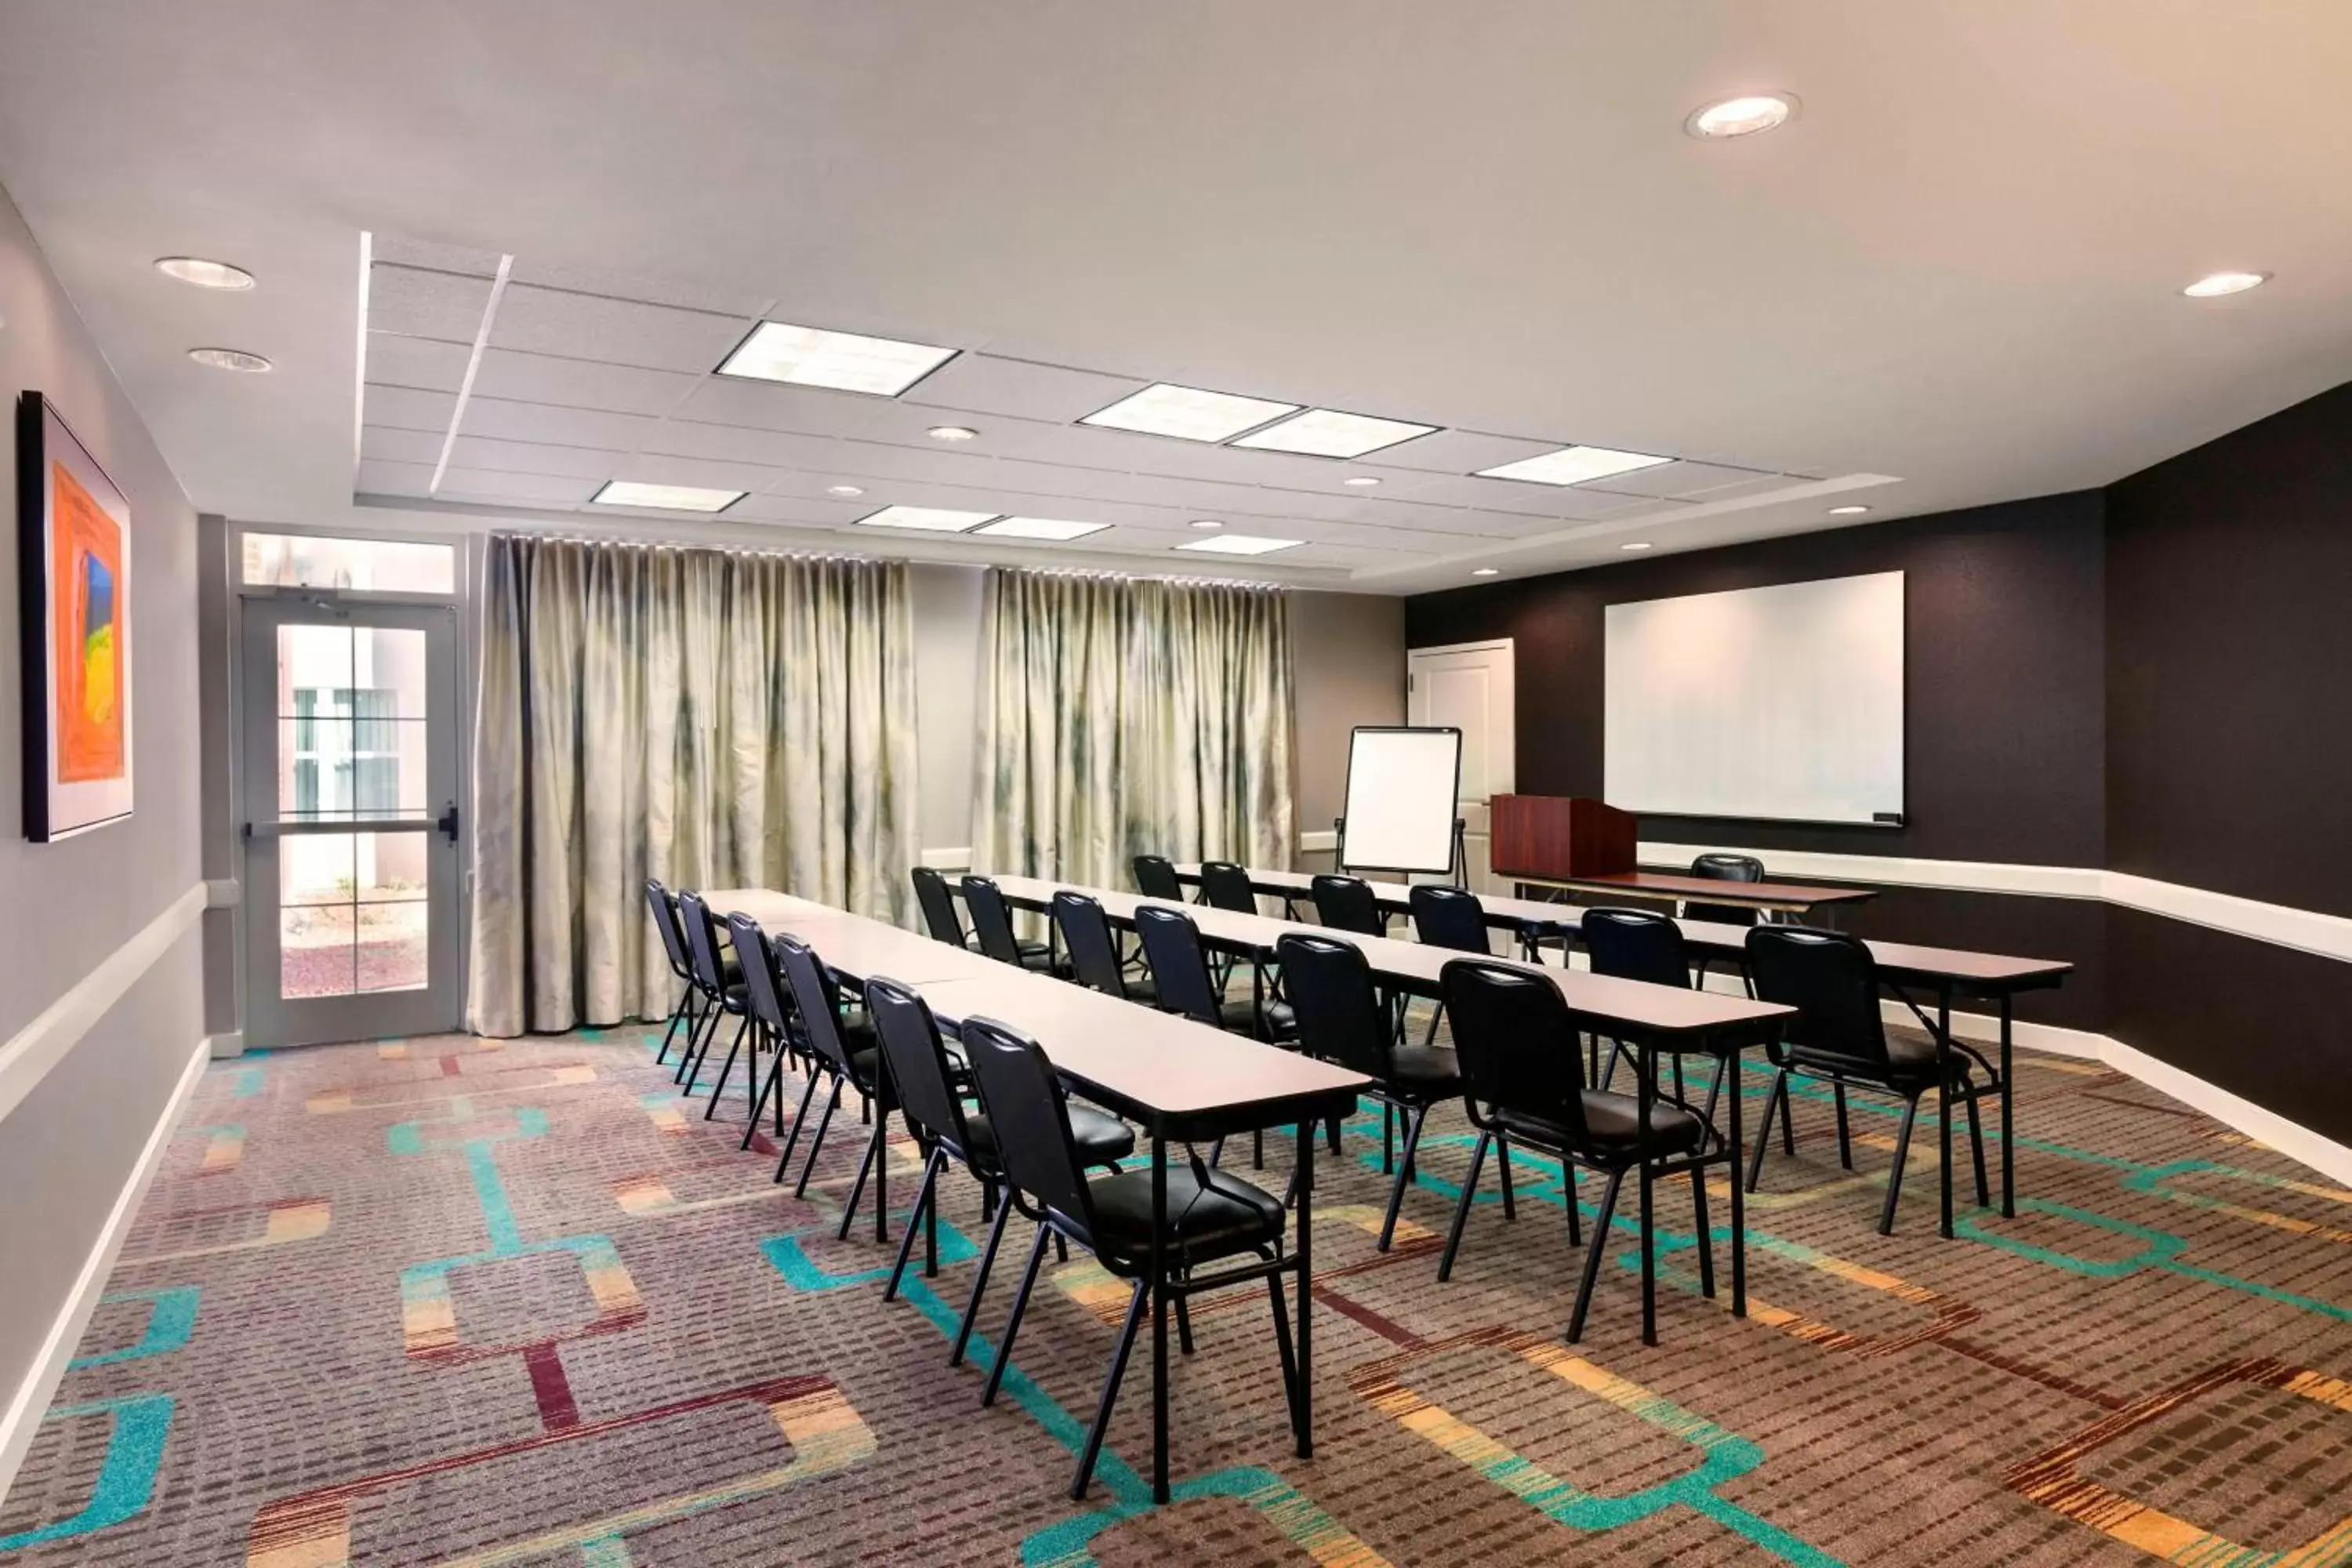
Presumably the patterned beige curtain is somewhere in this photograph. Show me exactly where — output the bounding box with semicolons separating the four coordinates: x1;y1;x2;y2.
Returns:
974;569;1294;888
469;537;919;1036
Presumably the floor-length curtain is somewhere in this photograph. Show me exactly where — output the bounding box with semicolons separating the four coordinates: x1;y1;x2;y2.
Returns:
973;569;1294;888
469;536;919;1036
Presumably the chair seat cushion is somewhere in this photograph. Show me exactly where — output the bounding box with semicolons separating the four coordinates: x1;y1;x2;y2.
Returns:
1218;997;1297;1040
1788;1029;1951;1087
1016;939;1054;970
1085;1164;1287;1264
1385;1044;1461;1091
1494;1091;1704;1154
964;1105;1134;1168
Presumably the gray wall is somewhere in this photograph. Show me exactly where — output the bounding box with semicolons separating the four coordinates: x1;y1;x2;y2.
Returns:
907;561;985;859
1290;590;1406;869
0;185;204;1428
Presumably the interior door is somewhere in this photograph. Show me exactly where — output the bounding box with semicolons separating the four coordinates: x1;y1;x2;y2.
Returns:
1407;640;1515;893
240;597;463;1047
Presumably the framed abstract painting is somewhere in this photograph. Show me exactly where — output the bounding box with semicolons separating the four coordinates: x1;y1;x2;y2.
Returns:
17;391;134;840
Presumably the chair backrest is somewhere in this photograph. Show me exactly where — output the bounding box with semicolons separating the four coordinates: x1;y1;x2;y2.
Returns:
910;866;967;947
1133;855;1185;900
960;876;1025;966
772;932;861;1078
677;891;731;993
1276;933;1392;1079
724;913;791;1038
1052;891;1129;998
1310;874;1385;937
1687;852;1766;927
1440;957;1594;1143
866;975;971;1152
1581;906;1690;989
960;1014;1097;1240
1410;884;1490;954
1134;905;1222;1027
1745;926;1891;1071
645;880;693;981
1197;861;1257;914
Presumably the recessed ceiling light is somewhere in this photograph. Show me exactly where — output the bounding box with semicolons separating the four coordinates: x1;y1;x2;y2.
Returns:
1477;445;1674;486
1685;93;1798;139
1828;504;1871;515
1342;475;1382;488
2181;270;2269;299
1189;518;1224;529
1174;534;1305;556
716;320;956;396
1620;541;1653;552
855;505;996;532
826;484;866;498
926;425;978;442
977;516;1112;541
155;256;255;290
188;347;272;372
591;480;743;513
1471;568;1499;577
1231;408;1439;458
1081;383;1301;443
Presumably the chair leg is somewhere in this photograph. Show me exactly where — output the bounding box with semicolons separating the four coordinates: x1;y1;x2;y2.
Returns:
1070;1278;1149;1500
1422;1002;1444;1048
654;990;690;1064
677;1004;715;1089
1832;1082;1853;1170
1265;1270;1305;1445
1878;1094;1921;1236
1599;1040;1622;1093
1777;1069;1797;1155
1701;1056;1727;1127
1965;1085;1991;1207
770;1067;822;1181
1563;1153;1581;1246
1252;1128;1263;1170
744;1037;784;1150
950;1198;1012;1368
1639;1163;1657;1347
1174;1293;1195;1356
982;1222;1053;1407
1568;1167;1628;1343
837;1113;889;1242
793;1079;843;1198
1746;1069;1790;1192
1497;1133;1517;1221
1326;1113;1342;1155
703;1014;750;1119
1381;1103;1394;1174
1378;1102;1428;1252
1691;1163;1715;1299
884;1148;944;1301
1437;1129;1491;1282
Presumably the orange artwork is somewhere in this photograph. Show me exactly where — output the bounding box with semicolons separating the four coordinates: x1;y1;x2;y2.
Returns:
51;460;126;782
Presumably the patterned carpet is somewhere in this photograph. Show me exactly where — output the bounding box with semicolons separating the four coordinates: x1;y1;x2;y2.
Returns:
7;1011;2352;1565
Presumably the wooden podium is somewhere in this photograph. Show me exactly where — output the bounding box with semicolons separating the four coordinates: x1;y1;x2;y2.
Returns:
1490;796;1636;881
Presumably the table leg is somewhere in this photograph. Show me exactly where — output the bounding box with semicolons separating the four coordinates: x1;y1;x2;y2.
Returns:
2000;993;2016;1218
1937;983;1955;1240
1150;1126;1169;1504
1727;1043;1746;1317
1296;1112;1315;1459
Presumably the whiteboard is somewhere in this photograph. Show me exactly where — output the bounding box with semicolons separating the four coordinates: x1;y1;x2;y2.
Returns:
1340;727;1462;873
1604;572;1904;826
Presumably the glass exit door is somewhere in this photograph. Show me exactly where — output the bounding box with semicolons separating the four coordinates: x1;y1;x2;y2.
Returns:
241;597;462;1047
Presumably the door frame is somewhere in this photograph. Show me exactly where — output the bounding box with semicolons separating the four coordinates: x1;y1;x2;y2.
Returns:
1406;638;1516;894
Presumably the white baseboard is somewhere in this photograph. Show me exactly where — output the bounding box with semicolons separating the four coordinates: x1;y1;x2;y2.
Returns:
0;1035;209;1509
1300;829;1338;855
204;1032;245;1060
920;846;974;871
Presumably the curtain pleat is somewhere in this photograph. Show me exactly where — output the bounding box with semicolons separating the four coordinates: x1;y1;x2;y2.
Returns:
468;536;919;1036
973;569;1294;889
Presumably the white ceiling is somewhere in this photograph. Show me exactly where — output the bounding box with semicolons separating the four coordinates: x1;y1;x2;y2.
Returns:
2;2;2349;593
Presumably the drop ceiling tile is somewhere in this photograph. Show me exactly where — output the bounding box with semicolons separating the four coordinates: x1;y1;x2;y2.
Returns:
488;284;751;373
1579;460;1778;500
459;396;655;450
362;383;459;433
356;458;437;497
470;349;701;416
364;332;471;392
612;455;786;494
978;457;1123;500
505;259;771;318
370;237;504;277
360;425;444;464
901;354;1149;423
1674;474;1817;502
669;376;895;437
1356;430;1558;476
644;421;848;469
437;468;606;505
368;263;494;341
1075;471;1281;514
446;436;619;479
833;441;1015;488
1403;475;1657;520
725;493;878;526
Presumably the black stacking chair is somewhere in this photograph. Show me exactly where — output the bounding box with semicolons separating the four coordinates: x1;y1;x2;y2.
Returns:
1197;860;1258;914
1309;873;1386;938
1743;926;1994;1236
1407;884;1490;1044
1581;906;1731;1120
1053;891;1153;1004
865;976;1134;1369
1278;933;1469;1250
1133;854;1186;901
771;933;899;1242
912;866;978;949
1438;957;1724;1345
724;915;801;1156
961;1015;1298;1501
1136;904;1293;1044
677;891;757;1116
960;875;1054;972
644;880;702;1065
1686;852;1766;927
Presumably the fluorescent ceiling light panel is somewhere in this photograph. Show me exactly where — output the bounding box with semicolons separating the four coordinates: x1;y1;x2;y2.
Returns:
717;321;958;396
855;505;996;532
1080;383;1300;442
1231;408;1439;458
1174;534;1304;556
977;517;1111;541
591;480;743;512
1476;445;1675;486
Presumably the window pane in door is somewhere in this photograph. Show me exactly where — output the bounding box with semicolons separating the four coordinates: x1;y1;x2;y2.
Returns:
281;905;358;998
242;533;456;593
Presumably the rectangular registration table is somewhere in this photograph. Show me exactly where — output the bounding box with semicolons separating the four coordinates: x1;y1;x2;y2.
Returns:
702;887;1367;1504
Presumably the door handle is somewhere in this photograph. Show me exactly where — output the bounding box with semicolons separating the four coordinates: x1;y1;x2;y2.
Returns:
437;803;460;844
